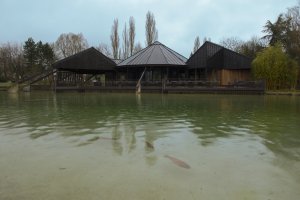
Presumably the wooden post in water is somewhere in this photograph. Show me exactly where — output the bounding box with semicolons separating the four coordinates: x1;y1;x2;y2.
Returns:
136;67;147;94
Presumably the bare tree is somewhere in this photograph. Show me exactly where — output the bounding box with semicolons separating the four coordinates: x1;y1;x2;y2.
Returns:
129;16;136;56
110;18;120;59
203;37;211;43
122;22;129;59
193;36;200;53
97;43;112;58
145;11;158;46
134;42;143;53
286;3;300;31
0;45;9;81
0;43;25;82
118;49;122;59
239;36;267;59
285;2;300;63
55;33;88;59
220;37;243;52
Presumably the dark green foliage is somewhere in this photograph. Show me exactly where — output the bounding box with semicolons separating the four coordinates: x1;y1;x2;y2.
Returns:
252;44;298;90
263;9;300;65
259;3;300;89
23;38;55;77
285;29;300;64
43;43;55;68
263;14;290;46
23;38;37;69
36;42;55;70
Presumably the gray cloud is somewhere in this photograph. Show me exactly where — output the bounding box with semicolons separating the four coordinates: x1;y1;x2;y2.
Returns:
0;0;297;57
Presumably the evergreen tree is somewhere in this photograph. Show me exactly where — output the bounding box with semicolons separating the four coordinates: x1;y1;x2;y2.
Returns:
36;41;44;71
42;43;55;69
23;38;37;74
263;14;289;46
23;38;55;76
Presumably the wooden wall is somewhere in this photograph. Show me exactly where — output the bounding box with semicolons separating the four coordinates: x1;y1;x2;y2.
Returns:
208;69;251;85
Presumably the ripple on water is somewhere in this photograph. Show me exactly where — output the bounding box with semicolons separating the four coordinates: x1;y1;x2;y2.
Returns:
1;93;300;200
30;130;52;139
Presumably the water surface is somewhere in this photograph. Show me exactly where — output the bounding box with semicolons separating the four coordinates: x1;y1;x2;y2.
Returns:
0;92;300;200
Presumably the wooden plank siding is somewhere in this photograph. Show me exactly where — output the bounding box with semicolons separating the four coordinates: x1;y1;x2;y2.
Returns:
208;69;251;86
220;69;251;85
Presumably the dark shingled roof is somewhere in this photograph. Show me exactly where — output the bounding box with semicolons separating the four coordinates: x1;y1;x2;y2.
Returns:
208;48;252;70
187;42;222;69
187;41;251;70
53;47;116;73
118;41;187;67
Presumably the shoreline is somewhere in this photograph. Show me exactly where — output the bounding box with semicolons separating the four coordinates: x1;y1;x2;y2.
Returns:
1;83;300;96
265;91;300;96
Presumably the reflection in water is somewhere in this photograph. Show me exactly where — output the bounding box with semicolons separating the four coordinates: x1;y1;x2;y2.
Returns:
145;154;157;166
0;92;300;199
0;92;300;160
112;123;123;155
125;124;136;153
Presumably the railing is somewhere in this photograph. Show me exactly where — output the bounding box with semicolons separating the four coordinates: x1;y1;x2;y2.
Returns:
166;80;219;87
89;80;265;90
230;80;265;89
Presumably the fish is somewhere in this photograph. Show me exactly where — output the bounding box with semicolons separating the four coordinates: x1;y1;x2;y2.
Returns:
145;141;154;149
165;155;191;169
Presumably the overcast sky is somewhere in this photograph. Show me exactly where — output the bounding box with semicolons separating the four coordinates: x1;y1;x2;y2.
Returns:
0;0;297;57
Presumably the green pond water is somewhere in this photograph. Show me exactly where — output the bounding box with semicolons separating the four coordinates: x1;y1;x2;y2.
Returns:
0;92;300;200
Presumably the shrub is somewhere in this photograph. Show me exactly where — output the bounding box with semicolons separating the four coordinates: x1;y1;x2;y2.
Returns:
252;43;298;90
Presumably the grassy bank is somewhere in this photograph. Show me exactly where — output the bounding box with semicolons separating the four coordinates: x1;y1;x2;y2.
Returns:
266;90;300;96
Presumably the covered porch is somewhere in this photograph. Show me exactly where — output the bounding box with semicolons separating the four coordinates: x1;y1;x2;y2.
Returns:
52;47;117;89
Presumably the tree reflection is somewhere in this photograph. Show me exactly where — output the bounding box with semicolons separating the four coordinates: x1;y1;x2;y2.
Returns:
0;92;299;167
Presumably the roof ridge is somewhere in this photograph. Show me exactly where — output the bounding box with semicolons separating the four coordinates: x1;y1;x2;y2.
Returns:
219;45;251;60
159;42;187;62
207;40;251;59
158;45;169;64
94;48;117;66
119;44;150;65
117;41;187;66
144;45;156;64
53;47;93;65
188;42;207;62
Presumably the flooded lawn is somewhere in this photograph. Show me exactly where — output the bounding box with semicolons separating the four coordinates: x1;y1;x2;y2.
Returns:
0;92;300;200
